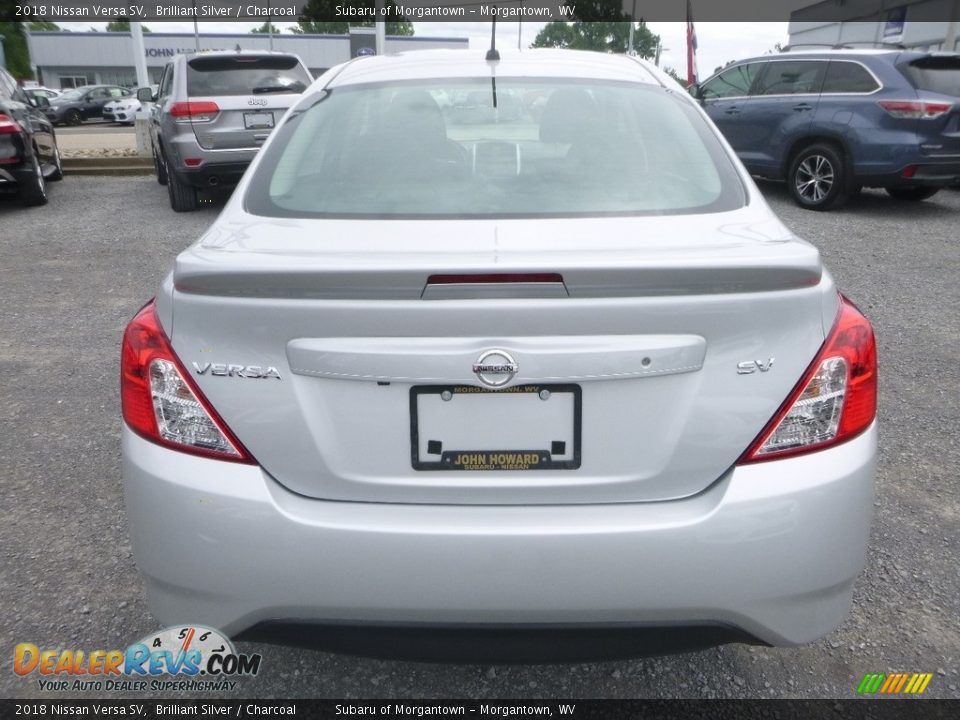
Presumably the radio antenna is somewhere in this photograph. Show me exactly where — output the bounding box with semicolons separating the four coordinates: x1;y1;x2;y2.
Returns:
486;14;500;61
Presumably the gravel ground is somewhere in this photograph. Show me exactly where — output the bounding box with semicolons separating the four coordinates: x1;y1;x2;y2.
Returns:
1;176;958;700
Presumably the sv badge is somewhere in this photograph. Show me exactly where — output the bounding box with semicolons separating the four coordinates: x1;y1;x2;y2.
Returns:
737;358;775;375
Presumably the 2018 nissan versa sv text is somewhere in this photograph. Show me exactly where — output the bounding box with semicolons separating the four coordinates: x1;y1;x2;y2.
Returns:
121;50;877;659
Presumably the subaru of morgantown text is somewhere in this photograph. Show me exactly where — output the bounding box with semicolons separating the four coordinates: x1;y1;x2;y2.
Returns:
121;49;878;659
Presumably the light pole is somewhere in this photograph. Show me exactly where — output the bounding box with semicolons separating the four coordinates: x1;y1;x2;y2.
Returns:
375;0;386;55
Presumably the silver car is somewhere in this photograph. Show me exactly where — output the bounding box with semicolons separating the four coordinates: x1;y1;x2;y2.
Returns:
121;49;878;657
140;50;311;212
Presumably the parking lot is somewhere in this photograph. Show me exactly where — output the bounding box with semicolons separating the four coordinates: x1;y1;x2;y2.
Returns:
1;175;958;700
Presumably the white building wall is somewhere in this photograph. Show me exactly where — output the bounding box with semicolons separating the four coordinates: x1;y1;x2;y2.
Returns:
28;31;468;89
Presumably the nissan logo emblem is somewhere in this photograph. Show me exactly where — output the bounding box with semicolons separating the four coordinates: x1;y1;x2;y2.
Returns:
473;350;519;388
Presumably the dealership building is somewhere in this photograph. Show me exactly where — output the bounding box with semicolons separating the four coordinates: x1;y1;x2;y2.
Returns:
24;29;468;90
788;0;960;51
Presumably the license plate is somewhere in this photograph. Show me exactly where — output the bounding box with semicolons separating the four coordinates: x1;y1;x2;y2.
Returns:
243;111;274;130
411;384;581;471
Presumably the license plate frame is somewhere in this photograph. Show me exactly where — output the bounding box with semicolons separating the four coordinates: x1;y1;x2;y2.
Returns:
243;111;274;130
410;384;582;471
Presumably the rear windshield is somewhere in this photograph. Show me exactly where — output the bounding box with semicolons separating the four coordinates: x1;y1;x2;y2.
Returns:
900;56;960;96
187;56;311;97
246;78;746;219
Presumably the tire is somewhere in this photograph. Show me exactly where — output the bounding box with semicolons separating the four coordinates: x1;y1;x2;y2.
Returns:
886;187;940;202
65;109;83;126
18;152;49;207
787;143;851;211
48;144;64;182
154;144;168;186
167;167;198;212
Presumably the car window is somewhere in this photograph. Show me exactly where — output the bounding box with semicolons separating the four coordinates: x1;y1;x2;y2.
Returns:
159;64;173;99
700;63;763;99
247;78;746;219
89;88;110;100
821;61;879;93
109;87;126;97
187;55;310;97
901;56;960;96
755;61;827;96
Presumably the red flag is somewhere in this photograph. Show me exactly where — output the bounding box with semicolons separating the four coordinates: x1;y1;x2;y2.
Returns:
687;1;699;86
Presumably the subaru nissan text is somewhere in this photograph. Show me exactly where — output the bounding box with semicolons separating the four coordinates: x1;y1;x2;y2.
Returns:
121;50;878;656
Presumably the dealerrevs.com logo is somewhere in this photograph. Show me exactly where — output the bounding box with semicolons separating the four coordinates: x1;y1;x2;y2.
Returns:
14;625;262;692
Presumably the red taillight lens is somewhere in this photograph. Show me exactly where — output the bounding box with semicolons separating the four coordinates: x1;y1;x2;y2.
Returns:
169;101;220;122
878;99;952;119
0;113;23;135
121;300;255;464
738;295;877;464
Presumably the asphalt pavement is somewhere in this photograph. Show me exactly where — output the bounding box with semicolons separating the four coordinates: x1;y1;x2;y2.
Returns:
1;176;958;700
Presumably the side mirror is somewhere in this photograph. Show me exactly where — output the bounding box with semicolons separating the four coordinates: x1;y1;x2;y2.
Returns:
688;83;703;100
137;87;154;103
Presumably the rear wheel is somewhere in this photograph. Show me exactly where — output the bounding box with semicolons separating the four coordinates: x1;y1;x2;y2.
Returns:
787;144;851;211
167;167;198;212
886;187;940;202
154;144;168;186
65;109;83;126
18;152;48;207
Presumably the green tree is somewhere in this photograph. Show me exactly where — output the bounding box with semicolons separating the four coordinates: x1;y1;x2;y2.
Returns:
0;22;33;79
532;20;659;58
662;67;688;88
28;21;61;31
291;0;413;35
251;21;281;34
106;19;151;32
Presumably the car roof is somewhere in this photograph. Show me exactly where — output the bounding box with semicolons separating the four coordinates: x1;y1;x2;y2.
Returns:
328;49;663;88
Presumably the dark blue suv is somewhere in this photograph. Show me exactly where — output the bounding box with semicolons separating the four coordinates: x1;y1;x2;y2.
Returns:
696;49;960;210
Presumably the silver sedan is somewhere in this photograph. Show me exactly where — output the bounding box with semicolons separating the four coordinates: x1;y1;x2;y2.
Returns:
121;49;877;658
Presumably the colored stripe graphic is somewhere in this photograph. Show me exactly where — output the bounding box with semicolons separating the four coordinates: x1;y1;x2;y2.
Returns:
857;672;932;694
858;673;886;694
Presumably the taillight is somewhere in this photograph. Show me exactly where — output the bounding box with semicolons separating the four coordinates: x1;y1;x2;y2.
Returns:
121;300;255;464
169;101;220;122
738;295;877;463
878;99;952;119
0;113;23;135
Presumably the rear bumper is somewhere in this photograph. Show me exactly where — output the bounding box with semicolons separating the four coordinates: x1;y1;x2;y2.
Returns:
123;422;877;649
166;131;256;188
858;161;960;188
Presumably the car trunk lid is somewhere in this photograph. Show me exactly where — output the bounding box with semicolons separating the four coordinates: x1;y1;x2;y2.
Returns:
899;54;960;157
168;210;831;505
186;54;310;151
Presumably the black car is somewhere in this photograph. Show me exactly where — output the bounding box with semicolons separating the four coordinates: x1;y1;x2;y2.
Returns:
44;84;131;126
0;67;63;206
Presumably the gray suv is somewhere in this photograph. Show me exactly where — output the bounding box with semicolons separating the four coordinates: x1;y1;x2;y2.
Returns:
140;50;312;212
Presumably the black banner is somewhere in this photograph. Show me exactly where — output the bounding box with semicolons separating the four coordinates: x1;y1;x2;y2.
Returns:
1;699;959;719
3;1;960;24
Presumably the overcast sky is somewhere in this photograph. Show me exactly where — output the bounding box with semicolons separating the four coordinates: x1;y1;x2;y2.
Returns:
57;21;789;80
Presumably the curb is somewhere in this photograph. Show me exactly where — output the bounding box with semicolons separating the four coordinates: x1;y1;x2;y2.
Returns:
63;157;154;176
